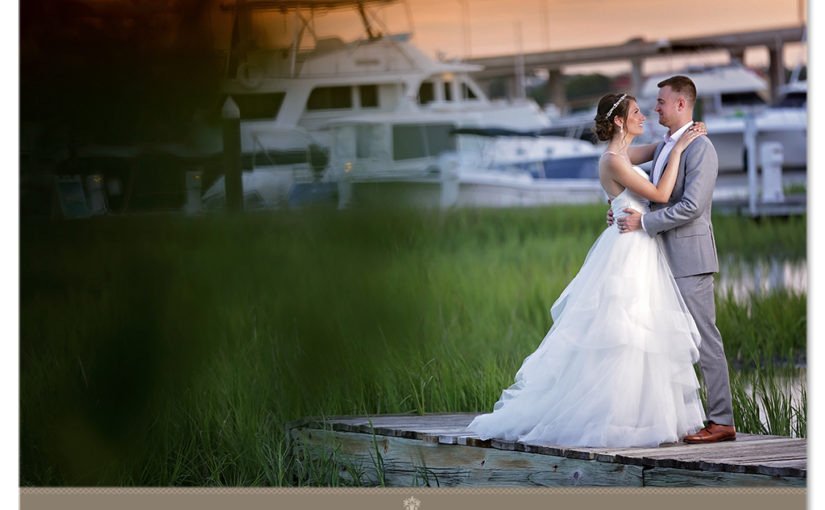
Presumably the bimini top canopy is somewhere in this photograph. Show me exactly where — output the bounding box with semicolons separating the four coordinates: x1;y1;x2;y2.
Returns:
224;0;398;11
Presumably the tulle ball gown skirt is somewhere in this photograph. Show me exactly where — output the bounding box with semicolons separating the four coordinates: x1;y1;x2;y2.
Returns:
467;223;706;448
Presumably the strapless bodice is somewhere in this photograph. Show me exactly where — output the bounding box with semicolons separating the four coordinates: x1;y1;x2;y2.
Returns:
610;166;651;219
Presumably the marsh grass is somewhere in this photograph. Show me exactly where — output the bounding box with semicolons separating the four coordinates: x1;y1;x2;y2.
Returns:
20;205;806;485
730;364;806;438
783;183;807;195
717;290;807;368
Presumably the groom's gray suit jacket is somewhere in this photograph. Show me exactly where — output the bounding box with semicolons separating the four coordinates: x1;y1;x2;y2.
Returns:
643;136;719;277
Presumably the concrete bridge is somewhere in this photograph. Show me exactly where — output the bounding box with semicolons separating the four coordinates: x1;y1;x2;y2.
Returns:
465;26;805;108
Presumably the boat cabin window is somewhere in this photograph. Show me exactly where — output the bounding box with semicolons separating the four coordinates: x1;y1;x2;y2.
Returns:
359;85;379;108
306;85;379;110
776;92;806;108
418;80;476;104
392;123;456;160
231;93;285;120
307;86;353;110
418;82;435;105
720;91;767;108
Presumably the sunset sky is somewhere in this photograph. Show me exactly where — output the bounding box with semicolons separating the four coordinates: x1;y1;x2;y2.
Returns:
228;0;807;76
406;0;806;58
408;0;808;74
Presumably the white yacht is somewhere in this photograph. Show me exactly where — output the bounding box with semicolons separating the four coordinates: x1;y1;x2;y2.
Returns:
202;109;604;210
313;111;603;208
222;0;550;164
205;0;603;209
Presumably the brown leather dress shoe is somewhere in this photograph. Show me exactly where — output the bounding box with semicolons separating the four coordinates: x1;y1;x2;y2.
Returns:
683;423;736;444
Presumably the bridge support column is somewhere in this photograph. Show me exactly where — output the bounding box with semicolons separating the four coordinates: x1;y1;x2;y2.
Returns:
768;39;786;103
729;47;746;64
631;57;644;97
507;75;520;100
547;68;565;109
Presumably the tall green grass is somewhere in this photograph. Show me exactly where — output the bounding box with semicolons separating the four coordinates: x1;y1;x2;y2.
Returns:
730;364;806;438
20;205;806;485
717;290;807;368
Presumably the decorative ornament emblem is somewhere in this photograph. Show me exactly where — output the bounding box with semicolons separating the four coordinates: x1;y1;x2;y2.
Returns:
403;496;421;510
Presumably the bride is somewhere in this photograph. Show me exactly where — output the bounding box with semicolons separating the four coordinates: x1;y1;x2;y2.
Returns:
466;93;707;447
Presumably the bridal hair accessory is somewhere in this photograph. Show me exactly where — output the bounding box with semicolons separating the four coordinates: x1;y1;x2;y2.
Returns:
606;93;627;118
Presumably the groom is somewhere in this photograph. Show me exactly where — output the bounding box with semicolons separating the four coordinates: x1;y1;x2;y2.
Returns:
615;75;735;444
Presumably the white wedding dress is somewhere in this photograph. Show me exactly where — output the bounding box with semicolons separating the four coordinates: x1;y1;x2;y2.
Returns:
467;165;706;447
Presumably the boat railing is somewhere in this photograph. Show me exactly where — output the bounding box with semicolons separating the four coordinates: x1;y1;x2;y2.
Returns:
251;135;277;168
249;130;330;183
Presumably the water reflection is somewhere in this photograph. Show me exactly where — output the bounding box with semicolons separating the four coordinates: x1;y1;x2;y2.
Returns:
717;256;807;303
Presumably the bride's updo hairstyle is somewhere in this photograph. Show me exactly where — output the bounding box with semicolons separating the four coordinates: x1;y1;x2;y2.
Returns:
592;93;636;142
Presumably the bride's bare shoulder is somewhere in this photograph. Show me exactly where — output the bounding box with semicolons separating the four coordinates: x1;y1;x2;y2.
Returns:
599;152;629;174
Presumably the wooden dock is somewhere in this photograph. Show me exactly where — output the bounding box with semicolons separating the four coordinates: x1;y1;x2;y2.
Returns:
286;413;806;487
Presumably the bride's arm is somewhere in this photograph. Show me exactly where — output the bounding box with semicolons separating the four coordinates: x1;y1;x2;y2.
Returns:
608;130;704;202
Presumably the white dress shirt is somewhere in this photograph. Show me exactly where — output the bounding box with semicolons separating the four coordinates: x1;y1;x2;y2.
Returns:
641;120;694;232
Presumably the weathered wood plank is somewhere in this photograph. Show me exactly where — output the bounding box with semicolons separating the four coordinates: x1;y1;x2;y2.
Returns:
450;435;804;478
754;460;808;477
626;438;804;457
290;427;644;487
644;466;806;487
758;459;808;469
696;456;807;478
731;433;792;441
287;412;478;432
608;437;802;456
612;439;802;457
515;440;611;460
285;413;807;486
436;432;476;444
290;413;480;442
605;438;807;477
456;436;492;447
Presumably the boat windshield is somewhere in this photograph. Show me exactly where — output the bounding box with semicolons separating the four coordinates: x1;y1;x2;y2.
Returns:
775;92;806;108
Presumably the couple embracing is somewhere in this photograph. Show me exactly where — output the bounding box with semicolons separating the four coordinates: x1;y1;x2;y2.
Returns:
468;76;735;447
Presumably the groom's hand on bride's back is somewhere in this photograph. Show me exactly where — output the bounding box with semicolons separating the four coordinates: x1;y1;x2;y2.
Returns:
617;208;643;233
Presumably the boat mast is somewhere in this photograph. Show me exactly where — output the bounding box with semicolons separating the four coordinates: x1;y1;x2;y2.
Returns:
357;1;381;40
223;0;400;76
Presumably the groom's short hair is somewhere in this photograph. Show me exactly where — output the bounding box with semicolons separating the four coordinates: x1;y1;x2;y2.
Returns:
657;75;697;106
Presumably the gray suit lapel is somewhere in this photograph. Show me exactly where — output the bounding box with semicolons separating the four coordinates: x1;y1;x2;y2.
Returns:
649;142;668;208
651;142;665;183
